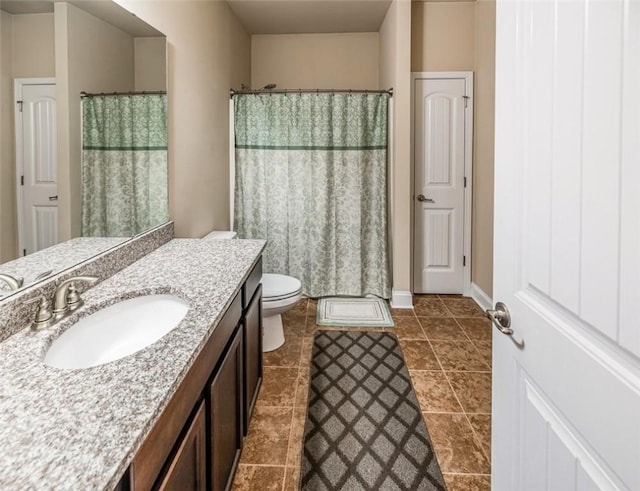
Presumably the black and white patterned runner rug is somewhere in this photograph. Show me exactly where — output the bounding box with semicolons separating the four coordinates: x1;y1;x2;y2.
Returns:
301;330;447;490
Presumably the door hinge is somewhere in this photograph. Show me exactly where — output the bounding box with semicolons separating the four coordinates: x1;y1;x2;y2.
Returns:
17;100;23;112
463;256;466;266
464;176;467;188
23;249;26;257
463;95;469;108
20;175;24;186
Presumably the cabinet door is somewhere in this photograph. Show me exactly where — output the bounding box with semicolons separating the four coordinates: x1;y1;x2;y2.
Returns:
209;326;244;491
244;284;262;435
156;401;206;491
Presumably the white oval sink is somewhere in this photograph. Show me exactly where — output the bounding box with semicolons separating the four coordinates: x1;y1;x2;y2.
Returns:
44;294;190;369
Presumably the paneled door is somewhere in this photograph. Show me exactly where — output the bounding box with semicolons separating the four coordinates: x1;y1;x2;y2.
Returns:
413;75;471;294
492;1;640;489
16;81;58;256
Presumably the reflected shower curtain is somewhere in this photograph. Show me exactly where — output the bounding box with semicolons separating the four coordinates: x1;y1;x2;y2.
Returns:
81;94;168;237
234;93;391;298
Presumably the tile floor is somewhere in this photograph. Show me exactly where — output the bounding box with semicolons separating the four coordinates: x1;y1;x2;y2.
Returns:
232;295;492;491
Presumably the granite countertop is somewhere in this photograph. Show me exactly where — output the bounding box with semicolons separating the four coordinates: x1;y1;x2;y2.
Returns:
0;237;129;297
0;238;265;489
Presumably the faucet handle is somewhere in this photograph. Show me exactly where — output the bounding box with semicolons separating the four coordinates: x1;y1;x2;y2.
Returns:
26;296;54;330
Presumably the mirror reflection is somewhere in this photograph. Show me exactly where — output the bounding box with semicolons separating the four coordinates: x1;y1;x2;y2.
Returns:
0;0;168;298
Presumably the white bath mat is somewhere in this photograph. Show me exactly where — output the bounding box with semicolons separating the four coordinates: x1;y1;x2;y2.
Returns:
316;297;394;327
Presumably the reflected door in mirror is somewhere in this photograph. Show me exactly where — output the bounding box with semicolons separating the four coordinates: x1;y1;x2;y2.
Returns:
18;82;58;256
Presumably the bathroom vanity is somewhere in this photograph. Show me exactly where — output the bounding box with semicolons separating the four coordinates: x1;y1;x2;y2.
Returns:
0;237;265;490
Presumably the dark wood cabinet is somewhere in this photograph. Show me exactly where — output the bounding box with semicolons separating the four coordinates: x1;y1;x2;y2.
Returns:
126;259;262;491
209;326;244;491
243;284;262;435
156;402;206;491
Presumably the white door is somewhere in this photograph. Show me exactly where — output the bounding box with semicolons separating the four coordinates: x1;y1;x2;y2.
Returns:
16;82;58;256
413;77;470;294
493;1;640;490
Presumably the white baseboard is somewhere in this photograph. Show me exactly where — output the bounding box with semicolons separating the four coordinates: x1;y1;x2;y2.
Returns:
470;282;492;311
391;290;413;309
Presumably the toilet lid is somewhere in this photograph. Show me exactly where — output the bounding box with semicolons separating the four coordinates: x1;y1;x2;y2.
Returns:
262;274;302;301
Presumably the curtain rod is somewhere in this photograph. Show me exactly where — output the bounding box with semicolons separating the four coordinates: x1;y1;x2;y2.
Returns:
230;88;393;98
80;91;166;98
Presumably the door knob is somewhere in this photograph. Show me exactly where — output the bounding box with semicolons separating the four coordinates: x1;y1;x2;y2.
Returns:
416;194;434;203
486;302;513;335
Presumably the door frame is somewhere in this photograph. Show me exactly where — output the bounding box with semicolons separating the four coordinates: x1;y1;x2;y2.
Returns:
14;77;56;257
410;71;473;296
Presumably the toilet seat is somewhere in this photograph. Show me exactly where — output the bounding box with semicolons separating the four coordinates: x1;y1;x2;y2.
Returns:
262;274;302;302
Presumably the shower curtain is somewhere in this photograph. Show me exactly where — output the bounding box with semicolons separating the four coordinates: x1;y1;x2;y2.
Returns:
234;93;391;299
81;94;168;237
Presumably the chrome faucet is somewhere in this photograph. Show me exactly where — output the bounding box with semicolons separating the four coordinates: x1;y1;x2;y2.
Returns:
0;274;24;291
52;276;99;318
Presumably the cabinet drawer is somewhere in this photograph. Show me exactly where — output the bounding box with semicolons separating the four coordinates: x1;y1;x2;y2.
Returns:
242;257;262;310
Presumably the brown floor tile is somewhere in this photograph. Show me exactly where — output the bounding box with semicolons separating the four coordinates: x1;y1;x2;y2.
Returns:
390;307;416;317
410;370;463;413
257;367;299;407
446;372;492;414
399;340;440;370
392;316;427;339
423;413;491;474
300;336;314;368
443;473;491;491
418;317;468;341
241;406;293;465
441;297;485;317
456;317;493;341
264;335;303;367
295;367;310;407
282;312;307;338
468;414;492;459
431;341;490;371
475;341;492;368
232;465;285;491
283;467;301;491
414;296;450;317
287;299;308;316
287;406;307;467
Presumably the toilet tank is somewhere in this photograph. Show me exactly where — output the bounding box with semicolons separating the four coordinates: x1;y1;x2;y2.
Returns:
202;231;237;240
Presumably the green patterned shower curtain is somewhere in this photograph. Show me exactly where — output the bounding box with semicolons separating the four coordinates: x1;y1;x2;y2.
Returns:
234;93;391;299
81;94;168;237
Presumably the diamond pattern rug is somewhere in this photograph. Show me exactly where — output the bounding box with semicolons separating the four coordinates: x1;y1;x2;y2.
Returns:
301;331;447;490
316;297;394;327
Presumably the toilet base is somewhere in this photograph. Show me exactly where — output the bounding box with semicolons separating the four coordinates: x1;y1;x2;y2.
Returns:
263;314;285;352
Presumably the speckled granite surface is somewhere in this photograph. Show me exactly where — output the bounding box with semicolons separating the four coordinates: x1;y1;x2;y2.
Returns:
0;237;128;297
0;222;174;343
0;238;265;489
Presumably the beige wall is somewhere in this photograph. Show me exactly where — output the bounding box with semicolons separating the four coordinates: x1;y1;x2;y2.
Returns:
12;13;55;78
0;11;16;262
472;0;495;295
56;2;135;240
134;37;167;92
0;12;56;262
114;0;251;238
411;1;475;72
251;33;379;89
380;0;412;302
410;0;495;296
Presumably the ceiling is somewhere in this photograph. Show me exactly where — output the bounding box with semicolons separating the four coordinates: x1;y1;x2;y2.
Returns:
227;0;393;34
0;0;163;37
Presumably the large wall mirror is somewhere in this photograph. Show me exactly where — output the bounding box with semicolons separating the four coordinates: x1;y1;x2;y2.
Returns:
0;0;168;300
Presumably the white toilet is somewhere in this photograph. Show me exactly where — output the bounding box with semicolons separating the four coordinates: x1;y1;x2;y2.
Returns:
202;231;302;352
